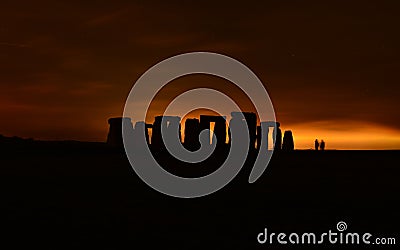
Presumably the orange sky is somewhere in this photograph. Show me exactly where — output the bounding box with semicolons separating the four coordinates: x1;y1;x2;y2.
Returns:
1;1;400;149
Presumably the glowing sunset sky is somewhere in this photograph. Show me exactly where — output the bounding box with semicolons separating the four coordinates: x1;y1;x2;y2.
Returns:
1;1;400;149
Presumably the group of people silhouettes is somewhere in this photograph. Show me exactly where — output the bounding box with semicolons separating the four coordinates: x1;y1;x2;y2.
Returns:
314;139;325;151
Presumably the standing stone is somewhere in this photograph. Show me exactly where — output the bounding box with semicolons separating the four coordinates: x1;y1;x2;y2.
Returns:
231;112;257;150
151;116;181;150
107;117;134;147
184;118;200;150
282;130;295;151
273;122;282;151
199;115;227;148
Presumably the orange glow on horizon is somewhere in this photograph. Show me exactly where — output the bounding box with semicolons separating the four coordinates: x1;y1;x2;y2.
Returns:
149;109;400;150
280;121;400;150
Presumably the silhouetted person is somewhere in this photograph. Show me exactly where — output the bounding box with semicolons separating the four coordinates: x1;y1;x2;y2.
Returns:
315;139;319;151
320;140;325;151
282;130;294;151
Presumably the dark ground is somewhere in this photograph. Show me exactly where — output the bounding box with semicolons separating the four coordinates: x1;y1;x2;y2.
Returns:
0;139;399;249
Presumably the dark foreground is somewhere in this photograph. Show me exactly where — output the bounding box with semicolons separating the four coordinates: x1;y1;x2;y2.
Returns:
1;140;399;249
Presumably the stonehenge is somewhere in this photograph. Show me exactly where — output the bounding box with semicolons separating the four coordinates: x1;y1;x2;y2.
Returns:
106;114;294;151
